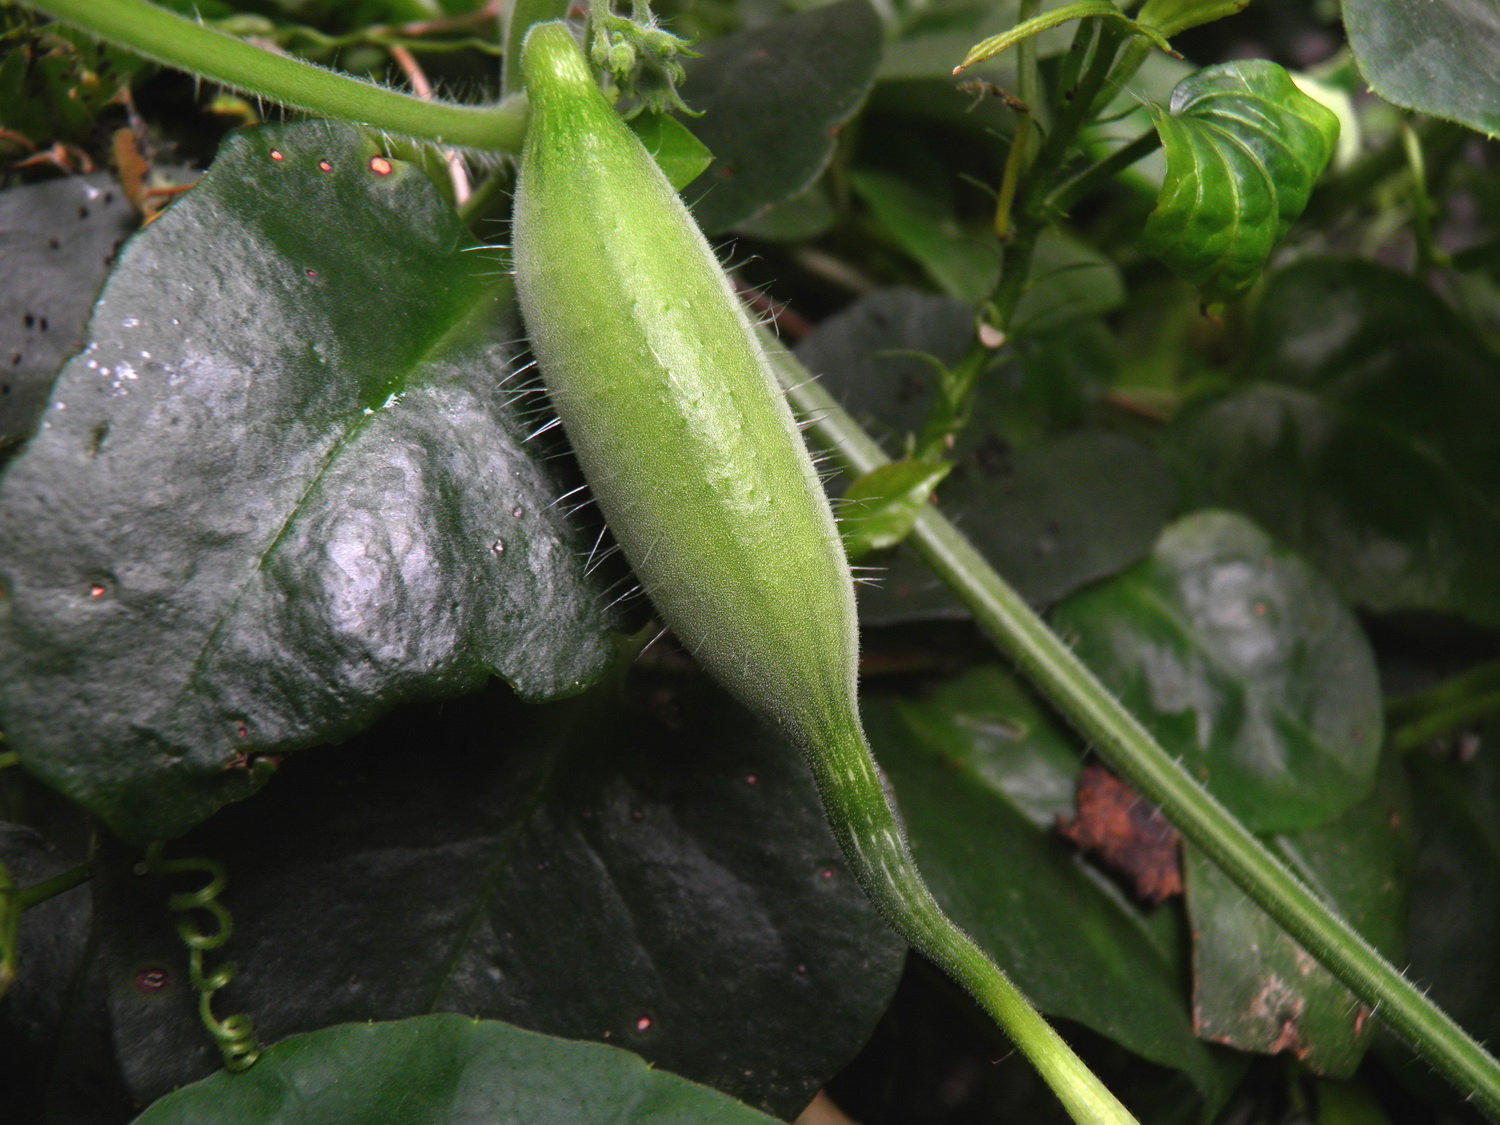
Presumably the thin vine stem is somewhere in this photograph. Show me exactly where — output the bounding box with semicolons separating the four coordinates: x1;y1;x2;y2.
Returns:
15;862;92;909
1044;129;1161;214
24;0;528;152
763;330;1500;1120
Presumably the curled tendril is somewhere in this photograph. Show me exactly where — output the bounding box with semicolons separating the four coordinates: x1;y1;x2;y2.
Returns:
142;843;262;1071
587;0;699;118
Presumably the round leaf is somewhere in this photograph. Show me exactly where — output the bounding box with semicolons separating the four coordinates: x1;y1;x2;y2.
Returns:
680;0;882;234
1344;0;1500;136
131;1015;782;1124
1168;259;1500;626
1050;511;1383;832
1185;756;1411;1076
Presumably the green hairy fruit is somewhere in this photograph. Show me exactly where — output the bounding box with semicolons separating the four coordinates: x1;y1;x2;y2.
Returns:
511;21;1133;1124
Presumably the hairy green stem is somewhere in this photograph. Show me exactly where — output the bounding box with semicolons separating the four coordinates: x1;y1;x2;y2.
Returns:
810;713;1137;1124
24;0;528;152
766;333;1500;1119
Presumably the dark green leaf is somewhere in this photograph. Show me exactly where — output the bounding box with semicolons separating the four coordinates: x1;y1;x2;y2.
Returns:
851;169;999;304
863;432;1178;620
1401;741;1500;1053
0;813;122;1124
0;174;138;461
841;460;952;560
628;112;714;192
732;183;839;242
95;679;904;1118
864;665;1241;1110
1344;0;1500;136
680;0;882;234
793;290;1170;618
1168;259;1500;626
1140;60;1339;301
0;121;615;842
132;1014;782;1124
1051;511;1383;832
1185;755;1410;1076
1014;230;1126;336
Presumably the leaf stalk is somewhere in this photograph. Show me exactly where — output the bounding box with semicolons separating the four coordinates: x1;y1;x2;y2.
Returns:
23;0;528;152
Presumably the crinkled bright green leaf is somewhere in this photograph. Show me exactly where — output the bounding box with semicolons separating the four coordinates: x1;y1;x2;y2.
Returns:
1186;755;1410;1075
1168;259;1500;626
1344;0;1500;137
841;460;951;560
0;121;614;842
1140;60;1338;301
629;111;714;192
1051;511;1383;833
864;665;1242;1111
131;1015;782;1124
679;0;882;234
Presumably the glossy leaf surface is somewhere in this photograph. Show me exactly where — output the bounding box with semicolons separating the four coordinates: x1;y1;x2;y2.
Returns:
1344;0;1500;136
680;0;882;233
1140;60;1338;301
93;679;904;1118
0;121;614;841
1169;259;1500;626
132;1015;782;1124
1051;511;1383;832
864;665;1240;1110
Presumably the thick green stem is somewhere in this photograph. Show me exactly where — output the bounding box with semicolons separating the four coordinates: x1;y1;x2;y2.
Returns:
810;712;1136;1124
24;0;528;152
765;331;1500;1120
